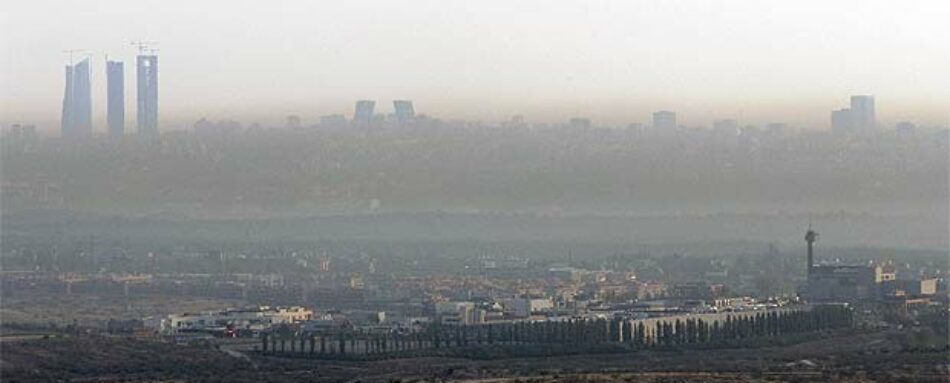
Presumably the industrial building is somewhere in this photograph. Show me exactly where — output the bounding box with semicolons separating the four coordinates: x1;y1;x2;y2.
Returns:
802;227;933;303
152;306;313;334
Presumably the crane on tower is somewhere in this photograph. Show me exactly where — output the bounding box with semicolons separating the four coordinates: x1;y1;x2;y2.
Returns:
130;40;159;55
62;49;87;65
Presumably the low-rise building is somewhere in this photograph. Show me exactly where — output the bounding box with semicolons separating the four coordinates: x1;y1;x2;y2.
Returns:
883;278;938;297
157;306;312;334
504;298;554;318
806;265;890;302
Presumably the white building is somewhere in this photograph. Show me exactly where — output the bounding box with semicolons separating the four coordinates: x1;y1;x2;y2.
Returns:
157;306;313;333
504;298;554;318
434;301;485;325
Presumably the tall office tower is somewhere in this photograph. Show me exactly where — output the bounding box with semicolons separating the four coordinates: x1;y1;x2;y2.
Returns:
61;58;93;139
106;61;125;139
353;100;376;124
392;100;415;123
850;95;875;131
136;54;159;136
652;110;676;130
831;108;852;133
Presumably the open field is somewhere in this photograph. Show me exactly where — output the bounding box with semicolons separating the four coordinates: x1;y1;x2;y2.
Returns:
0;291;244;329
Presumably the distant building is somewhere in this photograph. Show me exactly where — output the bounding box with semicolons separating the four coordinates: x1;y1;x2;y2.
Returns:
652;111;676;130
353;100;376;124
895;121;916;137
831;96;875;134
136;54;159;136
106;61;125;139
803;227;896;302
392;100;415;123
320;114;347;126
831;108;852;133
631;281;668;300
672;282;726;300
156;306;313;334
766;123;787;137
548;266;584;282
61;58;92;139
503;298;554;318
434;301;485;325
850;95;875;131
807;264;894;302
285;115;301;128
883;278;938;297
568;117;591;129
712;119;739;137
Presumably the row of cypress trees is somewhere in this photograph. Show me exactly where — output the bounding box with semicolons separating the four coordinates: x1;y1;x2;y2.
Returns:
261;305;852;358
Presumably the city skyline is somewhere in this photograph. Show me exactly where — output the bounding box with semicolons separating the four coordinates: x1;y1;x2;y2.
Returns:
13;86;949;136
2;1;948;130
1;3;947;380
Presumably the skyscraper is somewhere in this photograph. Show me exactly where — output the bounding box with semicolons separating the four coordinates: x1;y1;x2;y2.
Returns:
392;100;415;123
354;100;376;124
849;95;875;131
106;61;125;139
61;58;92;139
136;54;159;136
652;110;676;130
831;108;852;133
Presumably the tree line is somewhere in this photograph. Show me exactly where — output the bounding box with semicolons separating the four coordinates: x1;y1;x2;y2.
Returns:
260;305;852;359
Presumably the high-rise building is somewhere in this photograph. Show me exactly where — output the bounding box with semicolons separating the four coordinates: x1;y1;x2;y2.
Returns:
392;100;415;123
353;100;376;124
61;58;93;139
106;61;125;139
136;54;159;136
652;110;676;130
850;95;875;131
831;108;852;133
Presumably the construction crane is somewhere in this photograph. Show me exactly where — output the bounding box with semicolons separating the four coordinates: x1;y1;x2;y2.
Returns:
62;49;87;65
130;40;158;55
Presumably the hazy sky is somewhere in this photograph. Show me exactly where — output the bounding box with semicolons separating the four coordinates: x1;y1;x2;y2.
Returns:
2;0;948;130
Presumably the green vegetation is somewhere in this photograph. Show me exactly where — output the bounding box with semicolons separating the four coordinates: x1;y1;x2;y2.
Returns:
263;306;853;360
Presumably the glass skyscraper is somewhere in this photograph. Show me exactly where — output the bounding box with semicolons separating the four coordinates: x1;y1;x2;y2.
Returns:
106;60;125;139
61;58;92;139
136;54;159;136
